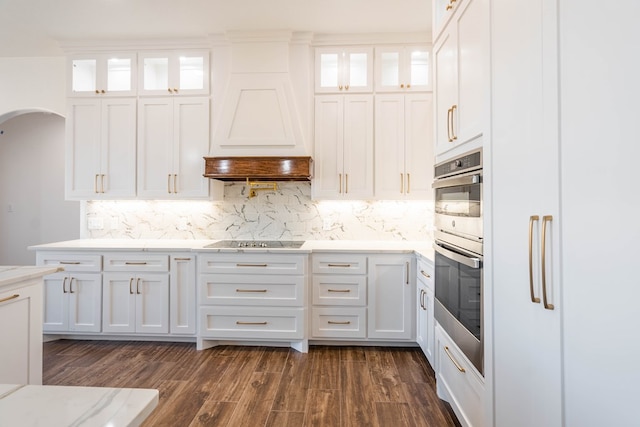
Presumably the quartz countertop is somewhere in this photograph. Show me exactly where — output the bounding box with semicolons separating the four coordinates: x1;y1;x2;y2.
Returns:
0;384;158;427
29;239;435;261
0;266;63;289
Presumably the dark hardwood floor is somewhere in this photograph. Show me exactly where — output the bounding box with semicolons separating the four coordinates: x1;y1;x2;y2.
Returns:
43;340;461;427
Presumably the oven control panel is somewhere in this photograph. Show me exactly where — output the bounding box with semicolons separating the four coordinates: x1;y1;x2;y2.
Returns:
434;149;482;179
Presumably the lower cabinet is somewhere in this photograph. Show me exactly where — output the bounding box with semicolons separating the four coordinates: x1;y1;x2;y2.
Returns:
435;324;484;427
170;255;196;335
416;257;435;366
42;272;102;333
197;253;307;351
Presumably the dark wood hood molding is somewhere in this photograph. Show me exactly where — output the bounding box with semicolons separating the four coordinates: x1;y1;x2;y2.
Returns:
203;156;313;181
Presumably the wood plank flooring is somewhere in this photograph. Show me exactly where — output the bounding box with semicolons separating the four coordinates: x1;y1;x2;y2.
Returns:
43;340;461;427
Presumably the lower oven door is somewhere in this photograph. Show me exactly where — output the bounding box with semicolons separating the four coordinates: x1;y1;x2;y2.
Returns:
434;240;484;375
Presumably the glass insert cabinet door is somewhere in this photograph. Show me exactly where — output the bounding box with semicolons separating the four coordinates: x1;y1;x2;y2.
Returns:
375;46;431;92
139;51;209;96
315;47;373;93
70;53;136;96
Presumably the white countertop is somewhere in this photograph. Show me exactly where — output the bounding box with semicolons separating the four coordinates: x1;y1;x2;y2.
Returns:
29;239;435;261
0;266;63;289
0;384;158;427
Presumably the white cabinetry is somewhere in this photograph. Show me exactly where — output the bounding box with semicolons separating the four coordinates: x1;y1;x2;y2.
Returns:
102;254;169;334
313;95;374;199
198;253;307;352
432;0;462;42
374;94;433;199
315;47;373;93
433;0;485;157
170;255;196;335
367;254;414;340
139;50;209;96
137;97;211;198
310;254;368;339
416;257;435;366
65;98;137;199
68;53;136;97
36;252;103;333
375;45;431;92
435;324;484;427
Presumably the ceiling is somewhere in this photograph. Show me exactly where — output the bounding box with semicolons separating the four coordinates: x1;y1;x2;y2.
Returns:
0;0;432;57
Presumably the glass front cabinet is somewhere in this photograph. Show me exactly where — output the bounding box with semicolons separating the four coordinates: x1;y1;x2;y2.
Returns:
375;46;431;92
68;53;136;97
315;47;374;93
138;50;209;96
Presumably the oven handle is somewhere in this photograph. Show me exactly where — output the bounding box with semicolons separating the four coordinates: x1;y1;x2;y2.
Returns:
432;173;481;189
434;242;482;269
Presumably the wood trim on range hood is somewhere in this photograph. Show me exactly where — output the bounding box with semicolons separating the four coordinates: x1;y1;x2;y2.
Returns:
203;156;313;181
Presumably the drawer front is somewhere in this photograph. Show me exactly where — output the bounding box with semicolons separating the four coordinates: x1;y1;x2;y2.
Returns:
312;275;366;306
36;252;102;272
199;306;304;340
198;254;306;275
311;307;367;338
199;274;305;306
435;325;484;427
103;254;169;272
417;258;434;291
312;254;367;275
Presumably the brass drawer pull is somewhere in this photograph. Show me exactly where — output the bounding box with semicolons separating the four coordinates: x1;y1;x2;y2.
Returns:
174;257;191;261
444;346;466;373
125;262;148;265
328;320;351;325
327;264;351;268
0;294;19;304
328;289;351;293
420;270;431;278
59;261;81;265
236;264;268;267
236;321;268;325
236;289;267;293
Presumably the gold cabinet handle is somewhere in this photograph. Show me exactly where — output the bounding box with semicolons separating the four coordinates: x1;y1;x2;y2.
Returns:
168;88;173;93
95;90;100;94
541;215;554;310
101;174;105;193
327;263;352;268
339;173;342;193
328;321;351;325
236;289;268;293
345;174;349;194
94;174;99;193
528;215;541;303
446;4;453;10
328;289;351;293
62;277;68;294
100;89;106;94
129;277;134;295
174;257;191;261
444;346;466;373
236;263;268;267
339;85;343;90
69;277;75;294
167;174;172;193
236;321;267;325
447;107;453;142
173;88;178;93
59;261;81;265
451;105;458;141
125;261;148;265
400;83;405;89
0;294;20;304
407;84;411;89
420;270;431;279
345;84;349;90
400;173;404;194
407;173;410;193
173;174;178;193
136;278;141;295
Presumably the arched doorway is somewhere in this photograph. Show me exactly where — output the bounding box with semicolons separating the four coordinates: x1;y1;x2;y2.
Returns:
0;110;79;265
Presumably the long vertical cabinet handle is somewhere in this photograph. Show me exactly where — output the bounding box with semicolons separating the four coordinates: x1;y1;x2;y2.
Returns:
339;173;342;194
173;174;178;194
407;173;410;194
94;174;99;194
541;215;555;310
447;108;453;142
345;174;349;194
101;174;105;193
400;173;404;194
406;262;410;284
62;277;68;294
451;105;458;141
167;174;172;194
528;215;541;303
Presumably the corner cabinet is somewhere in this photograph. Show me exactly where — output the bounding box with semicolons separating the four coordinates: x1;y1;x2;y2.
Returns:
137;97;211;199
433;0;485;157
65;98;137;199
367;254;415;340
374;94;434;199
315;47;373;93
313;95;374;199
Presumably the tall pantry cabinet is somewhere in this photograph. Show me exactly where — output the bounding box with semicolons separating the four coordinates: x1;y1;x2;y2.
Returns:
489;1;640;426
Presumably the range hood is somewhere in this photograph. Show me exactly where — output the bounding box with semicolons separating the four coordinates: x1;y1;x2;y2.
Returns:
203;156;312;181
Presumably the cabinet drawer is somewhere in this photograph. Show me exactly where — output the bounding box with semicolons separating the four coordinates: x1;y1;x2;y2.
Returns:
103;254;169;272
198;254;306;275
417;258;434;291
199;306;304;340
199;274;305;306
312;275;366;306
435;325;484;427
312;254;367;274
311;307;367;338
36;252;102;272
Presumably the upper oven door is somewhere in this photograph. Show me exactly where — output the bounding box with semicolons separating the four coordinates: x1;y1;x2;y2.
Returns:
433;170;482;242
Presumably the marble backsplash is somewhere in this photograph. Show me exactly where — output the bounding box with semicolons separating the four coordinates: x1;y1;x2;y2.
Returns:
82;182;434;241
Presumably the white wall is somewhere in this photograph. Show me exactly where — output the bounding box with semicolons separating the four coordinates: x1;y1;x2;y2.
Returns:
0;57;66;119
0;113;79;265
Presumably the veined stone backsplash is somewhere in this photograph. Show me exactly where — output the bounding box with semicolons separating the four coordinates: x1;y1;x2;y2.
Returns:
82;183;434;241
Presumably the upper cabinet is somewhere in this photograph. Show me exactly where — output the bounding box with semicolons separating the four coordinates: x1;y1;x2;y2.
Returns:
375;46;431;92
433;0;485;157
315;47;373;93
433;0;464;42
68;53;137;97
138;50;210;96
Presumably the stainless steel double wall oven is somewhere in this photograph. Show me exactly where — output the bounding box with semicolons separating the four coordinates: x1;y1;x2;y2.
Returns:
432;148;483;375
